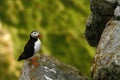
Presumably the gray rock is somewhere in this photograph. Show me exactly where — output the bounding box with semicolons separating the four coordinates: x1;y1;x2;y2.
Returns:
90;0;116;16
85;0;120;79
114;6;120;19
117;0;120;5
91;19;120;80
84;13;111;47
105;0;116;3
85;0;117;47
19;54;88;80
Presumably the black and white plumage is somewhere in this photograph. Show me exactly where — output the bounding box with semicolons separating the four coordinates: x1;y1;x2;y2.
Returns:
18;30;41;61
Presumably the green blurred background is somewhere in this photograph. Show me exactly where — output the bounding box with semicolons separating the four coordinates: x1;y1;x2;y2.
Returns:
0;0;95;80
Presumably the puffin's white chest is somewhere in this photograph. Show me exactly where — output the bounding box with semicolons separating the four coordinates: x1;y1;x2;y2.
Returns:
34;39;41;54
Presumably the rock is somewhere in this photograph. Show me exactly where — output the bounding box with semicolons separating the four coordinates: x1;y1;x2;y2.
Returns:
90;0;116;16
91;19;120;80
85;0;120;79
114;6;120;19
19;54;88;80
84;13;111;47
117;0;120;5
85;0;117;47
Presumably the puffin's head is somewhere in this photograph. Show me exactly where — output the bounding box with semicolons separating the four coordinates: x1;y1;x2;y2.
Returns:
30;30;40;38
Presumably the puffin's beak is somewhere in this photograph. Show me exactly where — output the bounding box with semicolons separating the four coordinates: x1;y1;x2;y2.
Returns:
37;35;40;38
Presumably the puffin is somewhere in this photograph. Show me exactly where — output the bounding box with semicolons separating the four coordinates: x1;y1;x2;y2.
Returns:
18;30;41;66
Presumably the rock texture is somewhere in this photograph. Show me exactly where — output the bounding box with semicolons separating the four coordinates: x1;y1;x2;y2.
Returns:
85;13;111;47
91;3;120;80
85;0;120;80
19;54;87;80
84;0;117;47
91;19;120;80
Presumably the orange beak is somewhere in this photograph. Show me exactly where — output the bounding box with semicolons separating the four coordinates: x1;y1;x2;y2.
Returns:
37;35;40;38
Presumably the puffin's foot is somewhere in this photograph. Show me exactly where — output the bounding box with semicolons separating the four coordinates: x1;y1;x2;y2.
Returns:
29;57;39;67
31;57;38;61
31;61;39;67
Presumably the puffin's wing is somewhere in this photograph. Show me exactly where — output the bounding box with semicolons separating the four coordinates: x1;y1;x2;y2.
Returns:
18;41;34;61
24;41;34;52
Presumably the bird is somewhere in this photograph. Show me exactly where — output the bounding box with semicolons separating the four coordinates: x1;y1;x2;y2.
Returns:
18;30;41;66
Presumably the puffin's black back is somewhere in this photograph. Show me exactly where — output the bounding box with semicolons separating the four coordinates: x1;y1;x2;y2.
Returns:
18;36;37;61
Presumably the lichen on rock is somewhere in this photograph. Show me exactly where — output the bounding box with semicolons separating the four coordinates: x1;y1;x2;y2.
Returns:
85;0;117;47
19;54;88;80
91;20;120;80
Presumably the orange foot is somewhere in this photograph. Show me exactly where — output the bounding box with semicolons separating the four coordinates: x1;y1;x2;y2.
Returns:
29;57;39;67
31;57;39;61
